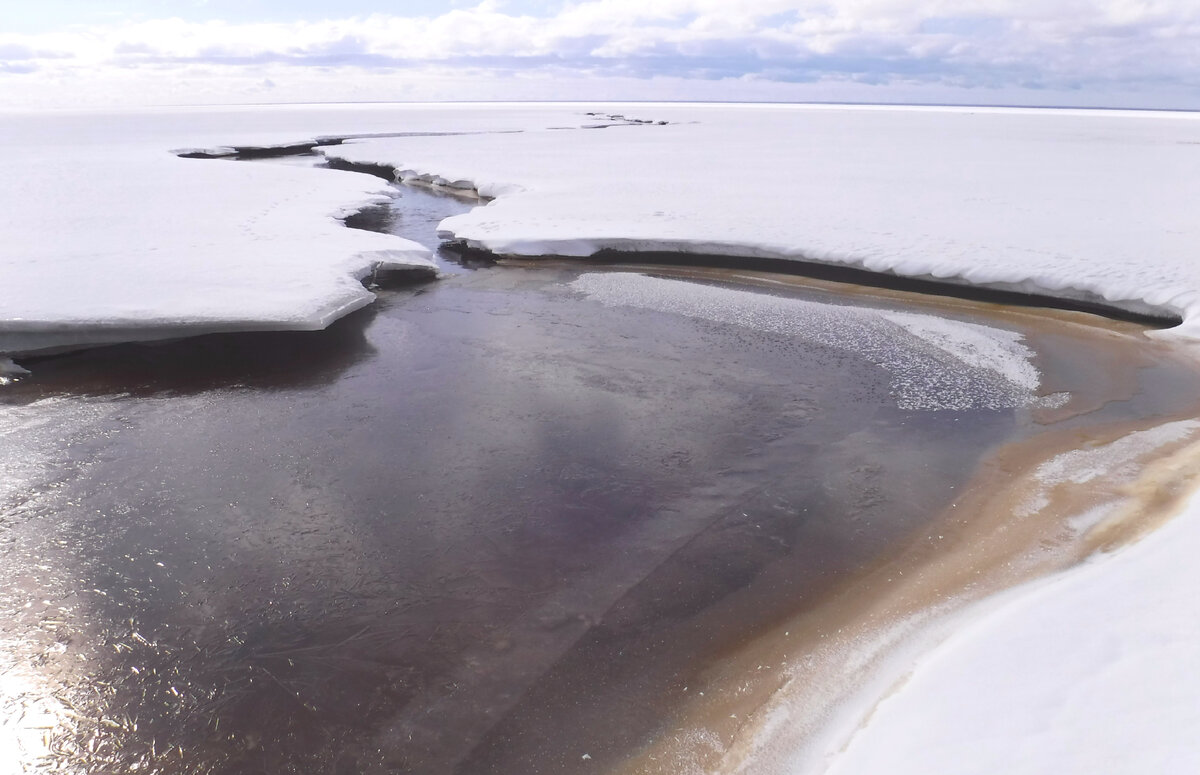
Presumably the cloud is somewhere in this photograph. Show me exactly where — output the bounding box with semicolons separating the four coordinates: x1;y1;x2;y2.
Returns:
1;1;1198;107
0;62;40;74
0;44;40;60
0;42;74;61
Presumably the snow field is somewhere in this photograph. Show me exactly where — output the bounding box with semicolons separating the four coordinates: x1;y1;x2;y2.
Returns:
6;103;1200;354
823;458;1200;775
0;103;577;355
326;104;1200;337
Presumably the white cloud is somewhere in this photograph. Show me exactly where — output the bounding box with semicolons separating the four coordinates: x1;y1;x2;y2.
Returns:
1;1;1197;108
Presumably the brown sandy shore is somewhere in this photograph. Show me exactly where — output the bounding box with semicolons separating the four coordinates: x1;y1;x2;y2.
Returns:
597;275;1200;775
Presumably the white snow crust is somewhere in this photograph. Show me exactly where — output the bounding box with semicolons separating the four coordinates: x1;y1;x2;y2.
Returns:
0;104;566;354
5;103;1200;355
325;103;1200;336
822;437;1200;775
571;272;1043;411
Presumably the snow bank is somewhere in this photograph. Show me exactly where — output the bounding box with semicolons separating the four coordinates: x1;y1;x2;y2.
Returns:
0;103;572;355
6;103;1200;354
571;272;1044;411
325;104;1200;336
822;434;1200;775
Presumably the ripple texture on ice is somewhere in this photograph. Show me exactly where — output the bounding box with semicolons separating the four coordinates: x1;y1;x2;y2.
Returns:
571;272;1042;412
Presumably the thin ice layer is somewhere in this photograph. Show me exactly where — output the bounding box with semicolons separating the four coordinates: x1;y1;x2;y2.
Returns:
570;272;1042;411
0;396;122;509
325;104;1200;336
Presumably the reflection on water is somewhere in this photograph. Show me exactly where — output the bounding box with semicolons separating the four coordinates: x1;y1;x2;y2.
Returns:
1;182;1193;774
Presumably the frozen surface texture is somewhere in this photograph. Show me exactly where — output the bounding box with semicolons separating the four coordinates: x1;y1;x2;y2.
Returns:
323;104;1200;772
326;104;1200;336
572;272;1042;411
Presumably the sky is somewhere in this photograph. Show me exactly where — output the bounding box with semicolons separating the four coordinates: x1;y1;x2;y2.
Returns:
1;0;1198;109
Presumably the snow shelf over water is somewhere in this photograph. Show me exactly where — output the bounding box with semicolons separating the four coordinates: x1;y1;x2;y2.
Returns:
325;103;1200;337
0;104;562;355
4;103;1200;355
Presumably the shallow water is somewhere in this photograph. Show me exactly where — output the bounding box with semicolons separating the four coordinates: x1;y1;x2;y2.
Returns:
1;182;1196;774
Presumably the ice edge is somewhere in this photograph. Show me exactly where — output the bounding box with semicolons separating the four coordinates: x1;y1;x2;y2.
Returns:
319;147;1187;332
0;160;439;359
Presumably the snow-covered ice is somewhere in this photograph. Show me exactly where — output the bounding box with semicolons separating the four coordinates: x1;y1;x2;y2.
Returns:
0;121;433;352
0;104;565;355
571;271;1043;411
326;104;1200;336
5;103;1200;354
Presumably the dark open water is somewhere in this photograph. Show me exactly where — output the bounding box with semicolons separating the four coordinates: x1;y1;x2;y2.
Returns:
0;176;1194;774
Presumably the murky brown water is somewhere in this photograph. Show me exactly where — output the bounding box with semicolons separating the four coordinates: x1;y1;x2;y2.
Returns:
2;183;1198;774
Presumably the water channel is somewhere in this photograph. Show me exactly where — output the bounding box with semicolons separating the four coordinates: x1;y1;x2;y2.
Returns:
1;165;1197;774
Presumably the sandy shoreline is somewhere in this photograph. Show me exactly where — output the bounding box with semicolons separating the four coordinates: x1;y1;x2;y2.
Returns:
599;304;1200;774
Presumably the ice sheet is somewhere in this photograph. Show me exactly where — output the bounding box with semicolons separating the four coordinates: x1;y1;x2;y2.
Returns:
0;148;433;353
0;104;574;355
571;272;1042;411
0;396;121;511
5;103;1200;356
325;103;1200;336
